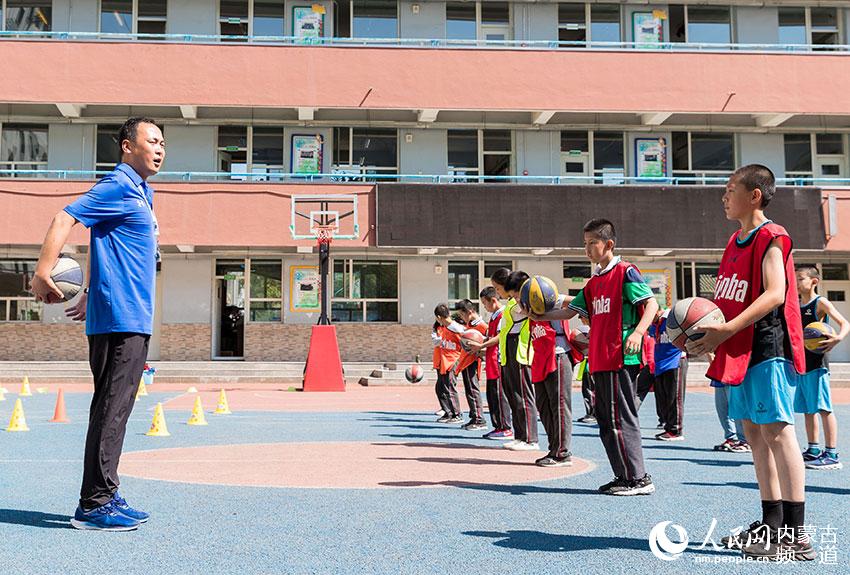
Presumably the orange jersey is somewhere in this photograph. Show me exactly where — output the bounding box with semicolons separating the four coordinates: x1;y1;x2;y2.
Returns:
435;325;462;374
455;319;488;375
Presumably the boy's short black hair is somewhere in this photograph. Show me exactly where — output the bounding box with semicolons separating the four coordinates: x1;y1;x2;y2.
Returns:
732;164;776;208
479;286;498;300
434;304;450;318
454;299;476;313
451;312;466;325
118;117;159;154
583;218;616;243
796;265;820;281
490;267;511;287
505;271;530;293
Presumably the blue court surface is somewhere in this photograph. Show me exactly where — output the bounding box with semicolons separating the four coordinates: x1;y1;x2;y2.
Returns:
0;388;847;575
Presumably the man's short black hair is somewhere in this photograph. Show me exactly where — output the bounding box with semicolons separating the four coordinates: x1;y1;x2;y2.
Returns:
583;218;616;243
479;286;498;300
118;117;159;154
454;299;476;313
732;164;776;208
505;271;530;293
434;304;450;318
490;267;511;287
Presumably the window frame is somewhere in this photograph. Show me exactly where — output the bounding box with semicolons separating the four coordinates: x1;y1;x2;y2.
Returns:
331;258;399;323
216;125;285;181
350;0;399;40
331;127;399;181
0;122;49;176
0;259;42;322
784;132;848;183
0;0;52;33
247;258;284;322
671;131;736;184
98;0;167;37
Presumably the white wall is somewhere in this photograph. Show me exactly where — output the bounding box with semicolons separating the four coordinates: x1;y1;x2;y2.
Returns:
167;0;217;35
52;0;98;33
400;257;449;324
738;133;785;177
515;131;559;177
47;124;96;172
399;0;445;39
161;255;212;324
161;126;217;173
400;129;448;175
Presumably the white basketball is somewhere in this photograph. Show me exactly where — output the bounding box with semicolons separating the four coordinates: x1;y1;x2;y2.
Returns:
50;255;84;301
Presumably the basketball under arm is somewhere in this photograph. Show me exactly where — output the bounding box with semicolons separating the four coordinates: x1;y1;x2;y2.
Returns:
819;298;850;340
34;211;78;279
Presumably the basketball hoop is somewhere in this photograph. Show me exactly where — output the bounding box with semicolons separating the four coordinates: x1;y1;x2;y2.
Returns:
315;225;335;246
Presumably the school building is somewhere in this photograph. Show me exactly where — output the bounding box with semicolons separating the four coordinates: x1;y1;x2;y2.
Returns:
1;0;849;363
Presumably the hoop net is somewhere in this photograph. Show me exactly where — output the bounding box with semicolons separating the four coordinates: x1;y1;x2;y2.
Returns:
315;225;336;246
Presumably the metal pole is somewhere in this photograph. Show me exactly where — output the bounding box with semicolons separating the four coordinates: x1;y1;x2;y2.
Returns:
318;241;330;325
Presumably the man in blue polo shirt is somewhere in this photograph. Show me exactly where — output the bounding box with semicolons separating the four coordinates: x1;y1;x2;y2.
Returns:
31;117;164;531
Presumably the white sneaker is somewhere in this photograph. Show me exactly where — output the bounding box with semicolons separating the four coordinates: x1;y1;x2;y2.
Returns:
502;440;520;449
434;409;445;417
508;441;540;451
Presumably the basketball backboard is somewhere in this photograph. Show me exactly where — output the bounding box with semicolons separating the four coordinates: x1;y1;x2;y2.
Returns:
290;195;359;240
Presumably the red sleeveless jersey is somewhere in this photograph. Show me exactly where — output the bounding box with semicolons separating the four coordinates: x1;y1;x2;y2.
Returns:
484;309;503;379
583;261;630;373
435;326;462;375
707;222;805;385
530;320;557;382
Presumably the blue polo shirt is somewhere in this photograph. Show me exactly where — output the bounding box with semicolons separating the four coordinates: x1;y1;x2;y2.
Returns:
64;163;157;336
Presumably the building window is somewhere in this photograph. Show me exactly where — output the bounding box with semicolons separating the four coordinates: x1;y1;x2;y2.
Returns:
593;131;625;183
100;0;166;38
252;0;285;37
446;2;476;40
96;124;122;172
590;3;620;44
563;261;592;280
558;3;586;44
248;260;282;322
785;133;847;181
669;5;731;44
448;261;478;305
822;263;849;281
220;0;249;39
482;129;512;179
332;127;398;181
779;7;842;49
332;259;398;322
784;134;812;180
672;132;735;183
352;0;398;39
0;123;48;176
1;1;51;32
447;129;479;180
217;126;284;180
0;260;41;321
827;290;846;302
480;1;511;41
676;262;718;300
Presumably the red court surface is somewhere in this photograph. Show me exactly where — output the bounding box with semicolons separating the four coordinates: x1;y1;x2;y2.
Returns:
120;441;592;489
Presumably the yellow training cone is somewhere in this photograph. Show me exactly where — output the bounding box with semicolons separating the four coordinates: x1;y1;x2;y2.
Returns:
186;386;198;393
6;398;29;432
20;376;32;396
145;403;170;437
136;378;149;399
187;396;208;426
213;389;232;415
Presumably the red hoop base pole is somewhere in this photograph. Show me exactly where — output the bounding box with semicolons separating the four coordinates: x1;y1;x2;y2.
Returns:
303;325;345;392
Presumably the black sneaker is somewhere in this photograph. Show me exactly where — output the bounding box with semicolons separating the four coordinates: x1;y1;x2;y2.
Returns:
780;538;817;561
460;420;476;430
598;476;627;494
722;521;767;550
610;474;655;496
446;416;463;424
465;421;488;431
741;527;782;561
436;415;451;423
538;454;573;468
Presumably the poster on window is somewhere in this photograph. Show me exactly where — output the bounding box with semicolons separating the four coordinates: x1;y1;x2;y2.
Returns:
292;6;324;42
642;269;672;309
290;266;320;312
633;12;663;49
291;134;323;174
636;138;667;178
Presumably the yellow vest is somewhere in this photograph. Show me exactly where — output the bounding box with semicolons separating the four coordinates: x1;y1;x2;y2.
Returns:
499;298;534;366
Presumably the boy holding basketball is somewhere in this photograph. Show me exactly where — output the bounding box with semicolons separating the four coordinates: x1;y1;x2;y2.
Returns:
478;287;513;439
454;299;488;431
690;165;814;560
794;265;848;470
538;219;658;495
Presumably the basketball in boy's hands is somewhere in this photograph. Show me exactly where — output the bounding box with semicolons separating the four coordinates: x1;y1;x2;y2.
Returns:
459;329;485;352
667;297;725;351
50;255;84;301
804;321;835;354
519;275;559;315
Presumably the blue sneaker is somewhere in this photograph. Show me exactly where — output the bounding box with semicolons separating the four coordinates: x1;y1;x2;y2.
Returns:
802;447;822;462
112;491;150;523
806;452;843;470
70;502;140;531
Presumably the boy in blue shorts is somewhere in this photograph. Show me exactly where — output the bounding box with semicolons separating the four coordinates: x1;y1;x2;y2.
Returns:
794;265;848;470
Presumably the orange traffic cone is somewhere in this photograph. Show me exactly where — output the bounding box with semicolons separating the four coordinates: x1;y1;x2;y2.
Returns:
49;388;70;423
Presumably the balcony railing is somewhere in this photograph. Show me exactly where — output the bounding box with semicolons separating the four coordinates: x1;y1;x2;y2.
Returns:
1;169;848;187
1;30;850;54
